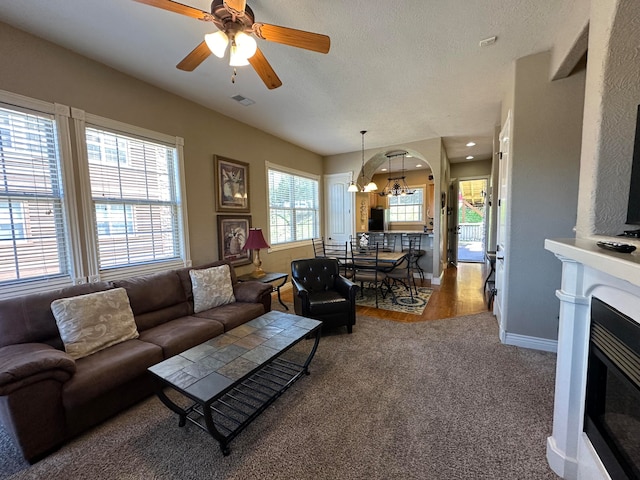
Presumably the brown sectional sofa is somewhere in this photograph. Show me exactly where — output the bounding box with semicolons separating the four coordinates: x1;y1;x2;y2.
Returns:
0;260;272;463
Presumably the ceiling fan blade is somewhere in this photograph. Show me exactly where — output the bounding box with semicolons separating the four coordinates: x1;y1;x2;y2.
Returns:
253;23;330;54
133;0;212;21
223;0;246;17
248;48;282;90
176;41;212;71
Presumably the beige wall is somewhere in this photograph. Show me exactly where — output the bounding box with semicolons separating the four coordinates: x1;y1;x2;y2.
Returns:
450;159;492;179
0;22;323;276
575;0;640;236
502;51;585;341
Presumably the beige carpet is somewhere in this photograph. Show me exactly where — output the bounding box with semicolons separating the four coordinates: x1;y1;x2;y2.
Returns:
0;312;559;480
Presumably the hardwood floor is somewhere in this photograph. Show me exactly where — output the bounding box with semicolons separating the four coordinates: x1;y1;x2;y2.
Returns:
279;262;490;323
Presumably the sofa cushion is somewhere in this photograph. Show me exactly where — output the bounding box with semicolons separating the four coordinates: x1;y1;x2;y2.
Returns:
138;316;225;358
51;288;139;360
112;271;189;331
0;282;112;349
62;339;163;410
194;302;265;331
190;265;236;313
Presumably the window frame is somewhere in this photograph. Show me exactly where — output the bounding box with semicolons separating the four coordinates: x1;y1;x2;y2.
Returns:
266;162;320;251
0;90;82;299
387;185;426;225
72;108;190;282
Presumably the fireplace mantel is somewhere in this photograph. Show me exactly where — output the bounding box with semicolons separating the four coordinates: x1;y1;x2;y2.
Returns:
545;237;640;479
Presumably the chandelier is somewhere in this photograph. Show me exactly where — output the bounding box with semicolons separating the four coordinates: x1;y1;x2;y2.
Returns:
378;151;415;197
348;130;378;193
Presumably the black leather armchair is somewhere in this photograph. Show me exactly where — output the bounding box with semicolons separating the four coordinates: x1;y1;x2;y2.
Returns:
291;258;358;333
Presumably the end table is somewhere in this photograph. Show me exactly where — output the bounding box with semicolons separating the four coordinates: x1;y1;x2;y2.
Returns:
237;272;289;310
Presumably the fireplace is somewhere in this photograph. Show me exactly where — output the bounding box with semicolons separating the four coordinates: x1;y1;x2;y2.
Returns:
585;297;640;480
545;237;640;479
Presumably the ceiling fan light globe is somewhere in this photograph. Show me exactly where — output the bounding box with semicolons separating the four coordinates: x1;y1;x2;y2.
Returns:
235;31;257;59
205;31;229;58
229;45;250;66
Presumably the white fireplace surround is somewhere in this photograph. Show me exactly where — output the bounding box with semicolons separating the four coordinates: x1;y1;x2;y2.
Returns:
545;237;640;480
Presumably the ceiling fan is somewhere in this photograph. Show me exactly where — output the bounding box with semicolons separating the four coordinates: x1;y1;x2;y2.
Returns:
133;0;331;89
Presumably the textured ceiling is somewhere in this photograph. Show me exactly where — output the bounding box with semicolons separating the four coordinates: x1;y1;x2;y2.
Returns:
0;0;580;164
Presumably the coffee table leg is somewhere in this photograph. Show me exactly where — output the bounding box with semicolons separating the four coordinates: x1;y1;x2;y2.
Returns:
202;402;231;456
156;389;187;427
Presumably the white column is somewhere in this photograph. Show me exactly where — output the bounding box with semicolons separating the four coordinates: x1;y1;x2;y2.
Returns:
547;256;590;479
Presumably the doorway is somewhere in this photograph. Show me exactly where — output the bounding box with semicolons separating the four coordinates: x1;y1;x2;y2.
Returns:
456;178;488;263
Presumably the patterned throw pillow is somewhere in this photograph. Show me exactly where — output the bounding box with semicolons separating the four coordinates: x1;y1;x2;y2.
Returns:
51;288;139;360
189;264;236;313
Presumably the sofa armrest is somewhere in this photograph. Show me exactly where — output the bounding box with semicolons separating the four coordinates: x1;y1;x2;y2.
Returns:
0;343;76;395
233;281;273;303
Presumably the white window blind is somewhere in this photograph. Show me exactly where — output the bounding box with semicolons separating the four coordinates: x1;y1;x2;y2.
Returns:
389;187;425;223
85;126;182;271
267;166;319;245
0;104;70;284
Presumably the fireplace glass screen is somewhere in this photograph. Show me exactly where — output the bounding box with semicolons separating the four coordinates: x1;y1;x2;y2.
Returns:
585;297;640;480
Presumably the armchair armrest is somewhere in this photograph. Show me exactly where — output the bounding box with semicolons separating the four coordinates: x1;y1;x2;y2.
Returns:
0;343;76;395
334;275;358;300
291;277;310;299
233;281;272;303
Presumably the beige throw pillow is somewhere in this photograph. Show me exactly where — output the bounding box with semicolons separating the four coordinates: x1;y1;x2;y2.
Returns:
190;264;236;313
51;287;139;360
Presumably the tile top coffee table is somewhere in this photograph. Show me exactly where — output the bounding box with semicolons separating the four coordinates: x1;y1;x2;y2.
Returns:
148;311;322;455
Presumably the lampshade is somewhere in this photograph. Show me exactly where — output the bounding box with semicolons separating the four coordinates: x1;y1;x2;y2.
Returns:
347;181;359;193
243;228;270;250
235;32;257;59
205;31;229;58
365;181;378;192
229;44;250;66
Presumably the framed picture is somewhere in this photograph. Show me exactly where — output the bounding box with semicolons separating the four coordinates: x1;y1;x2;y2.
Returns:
217;215;252;266
215;155;250;212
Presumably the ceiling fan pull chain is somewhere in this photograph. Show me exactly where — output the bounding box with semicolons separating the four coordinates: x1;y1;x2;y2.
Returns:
232;67;237;84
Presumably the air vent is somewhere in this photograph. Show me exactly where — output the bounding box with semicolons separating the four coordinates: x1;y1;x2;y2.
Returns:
231;95;255;106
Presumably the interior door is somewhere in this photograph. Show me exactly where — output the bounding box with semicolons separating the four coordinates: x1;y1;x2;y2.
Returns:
324;172;354;243
495;111;512;331
447;181;459;266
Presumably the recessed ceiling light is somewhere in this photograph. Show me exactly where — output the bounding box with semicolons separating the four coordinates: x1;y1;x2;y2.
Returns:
415;164;422;168
466;142;476;147
466;155;474;160
381;168;387;171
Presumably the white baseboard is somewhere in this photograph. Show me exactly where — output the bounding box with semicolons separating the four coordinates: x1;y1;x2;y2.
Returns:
500;328;558;353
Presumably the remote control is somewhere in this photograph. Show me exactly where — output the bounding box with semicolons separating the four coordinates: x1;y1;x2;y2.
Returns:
596;241;637;253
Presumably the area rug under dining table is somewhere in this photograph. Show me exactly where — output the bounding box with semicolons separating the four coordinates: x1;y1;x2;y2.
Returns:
354;284;432;314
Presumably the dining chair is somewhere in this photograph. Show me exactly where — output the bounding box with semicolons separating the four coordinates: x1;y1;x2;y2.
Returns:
312;237;325;258
323;239;353;278
386;236;418;301
401;234;425;281
350;241;388;308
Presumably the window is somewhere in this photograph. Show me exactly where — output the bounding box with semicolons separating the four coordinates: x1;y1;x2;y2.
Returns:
0;102;71;286
267;164;319;246
95;203;134;236
82;125;186;273
388;187;424;223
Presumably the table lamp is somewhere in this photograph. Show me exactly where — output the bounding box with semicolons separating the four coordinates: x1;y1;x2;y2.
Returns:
243;228;270;278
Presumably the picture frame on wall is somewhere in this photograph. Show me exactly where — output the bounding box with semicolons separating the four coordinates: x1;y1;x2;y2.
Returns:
215;155;250;212
217;215;252;266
